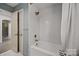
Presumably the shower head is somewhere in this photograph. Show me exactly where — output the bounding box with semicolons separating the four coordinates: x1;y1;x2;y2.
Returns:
35;11;39;15
30;3;33;5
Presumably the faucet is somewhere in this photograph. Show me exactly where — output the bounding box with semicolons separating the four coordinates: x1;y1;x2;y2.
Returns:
59;50;67;56
34;34;39;46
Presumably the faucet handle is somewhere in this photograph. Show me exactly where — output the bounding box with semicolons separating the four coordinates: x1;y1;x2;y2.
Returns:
35;39;38;41
59;50;66;56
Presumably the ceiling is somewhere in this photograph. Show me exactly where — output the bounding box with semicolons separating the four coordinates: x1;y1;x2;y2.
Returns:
6;3;19;7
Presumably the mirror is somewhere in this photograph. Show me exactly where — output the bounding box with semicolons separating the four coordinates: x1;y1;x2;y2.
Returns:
2;20;10;42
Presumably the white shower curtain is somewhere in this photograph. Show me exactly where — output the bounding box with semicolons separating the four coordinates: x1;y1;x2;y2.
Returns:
61;3;79;52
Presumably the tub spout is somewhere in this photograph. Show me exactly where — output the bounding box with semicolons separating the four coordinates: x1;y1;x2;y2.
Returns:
59;50;66;56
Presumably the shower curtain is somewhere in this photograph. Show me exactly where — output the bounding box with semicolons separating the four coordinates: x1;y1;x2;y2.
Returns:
61;3;79;53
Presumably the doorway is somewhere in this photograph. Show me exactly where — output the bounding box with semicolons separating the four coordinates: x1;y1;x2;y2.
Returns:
12;9;24;54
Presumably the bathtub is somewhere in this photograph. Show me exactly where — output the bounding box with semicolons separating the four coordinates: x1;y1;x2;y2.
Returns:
30;41;61;56
30;45;59;56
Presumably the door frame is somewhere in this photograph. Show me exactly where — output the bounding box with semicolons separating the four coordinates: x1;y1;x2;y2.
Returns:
13;9;24;54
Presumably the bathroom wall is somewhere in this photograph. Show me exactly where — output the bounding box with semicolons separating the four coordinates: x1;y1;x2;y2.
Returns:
0;3;14;12
39;3;62;45
13;3;28;56
28;4;40;55
39;3;62;53
29;3;62;55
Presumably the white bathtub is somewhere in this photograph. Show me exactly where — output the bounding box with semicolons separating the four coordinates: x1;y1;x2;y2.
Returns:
30;41;61;56
30;45;59;56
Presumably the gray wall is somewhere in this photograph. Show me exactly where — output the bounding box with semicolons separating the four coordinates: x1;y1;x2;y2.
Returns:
0;3;14;12
14;3;28;56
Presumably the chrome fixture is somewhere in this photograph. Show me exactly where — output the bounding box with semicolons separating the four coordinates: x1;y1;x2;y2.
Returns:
35;10;39;15
34;34;39;46
30;3;33;5
59;50;66;56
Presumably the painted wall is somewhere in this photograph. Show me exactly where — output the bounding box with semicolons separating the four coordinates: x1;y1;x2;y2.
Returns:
0;3;14;12
14;3;28;56
29;3;40;45
39;4;62;54
39;3;62;45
